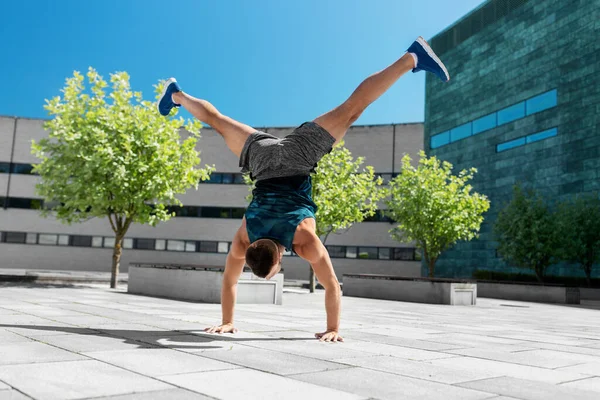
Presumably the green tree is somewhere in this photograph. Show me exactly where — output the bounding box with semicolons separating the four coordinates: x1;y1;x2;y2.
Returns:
32;68;214;288
494;185;558;282
556;193;600;286
386;151;490;278
244;142;386;292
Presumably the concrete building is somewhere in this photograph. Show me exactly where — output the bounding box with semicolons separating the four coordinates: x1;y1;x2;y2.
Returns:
0;115;423;280
424;0;600;277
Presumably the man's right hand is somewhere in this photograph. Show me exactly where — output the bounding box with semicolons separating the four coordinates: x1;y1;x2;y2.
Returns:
204;323;238;334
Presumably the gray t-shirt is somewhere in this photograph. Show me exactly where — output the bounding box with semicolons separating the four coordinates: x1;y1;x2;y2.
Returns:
239;121;336;181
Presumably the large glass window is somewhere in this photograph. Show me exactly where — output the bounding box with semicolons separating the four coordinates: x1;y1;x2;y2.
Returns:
155;239;166;251
0;163;10;173
526;128;557;144
201;207;230;218
450;123;472;142
103;237;115;248
526;89;557;115
233;174;246;184
346;247;357;259
58;235;69;246
497;137;526;152
472;113;496;135
123;238;133;249
378;248;391;260
221;174;234;184
206;174;222;184
92;237;103;247
26;233;37;244
430;131;450;149
497;102;525;125
6;197;43;209
230;208;246;219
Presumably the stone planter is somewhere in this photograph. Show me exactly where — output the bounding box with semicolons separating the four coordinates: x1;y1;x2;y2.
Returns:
128;263;283;305
477;281;580;304
342;274;477;305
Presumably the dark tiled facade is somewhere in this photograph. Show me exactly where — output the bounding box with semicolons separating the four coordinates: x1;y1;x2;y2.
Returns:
424;0;600;278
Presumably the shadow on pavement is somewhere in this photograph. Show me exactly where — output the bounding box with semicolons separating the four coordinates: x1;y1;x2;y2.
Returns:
0;324;315;350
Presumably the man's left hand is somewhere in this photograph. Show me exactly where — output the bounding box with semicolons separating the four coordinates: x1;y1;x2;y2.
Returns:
315;330;344;342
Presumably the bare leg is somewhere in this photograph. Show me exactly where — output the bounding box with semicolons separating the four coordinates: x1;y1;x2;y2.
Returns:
173;92;254;158
314;53;415;145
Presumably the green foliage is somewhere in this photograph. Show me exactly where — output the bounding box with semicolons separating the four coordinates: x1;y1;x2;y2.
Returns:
494;185;558;282
312;142;387;241
386;151;490;277
555;193;600;285
32;68;214;287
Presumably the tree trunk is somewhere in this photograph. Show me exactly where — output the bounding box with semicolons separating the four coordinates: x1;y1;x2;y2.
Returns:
428;258;436;278
110;235;123;289
584;264;592;288
309;268;316;293
534;264;544;283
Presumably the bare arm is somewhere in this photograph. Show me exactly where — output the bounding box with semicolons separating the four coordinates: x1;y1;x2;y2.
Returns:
295;233;343;341
205;220;249;333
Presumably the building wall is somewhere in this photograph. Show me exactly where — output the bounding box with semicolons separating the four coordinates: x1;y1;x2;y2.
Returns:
424;0;600;278
0;116;423;280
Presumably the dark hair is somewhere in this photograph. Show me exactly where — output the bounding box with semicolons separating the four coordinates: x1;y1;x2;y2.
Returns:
245;239;279;278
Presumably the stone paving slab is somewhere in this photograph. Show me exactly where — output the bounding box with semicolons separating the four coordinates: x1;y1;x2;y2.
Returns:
162;368;366;400
0;389;33;400
291;367;492;400
457;376;600;400
83;348;239;377
0;360;171;400
1;283;600;399
92;388;215;399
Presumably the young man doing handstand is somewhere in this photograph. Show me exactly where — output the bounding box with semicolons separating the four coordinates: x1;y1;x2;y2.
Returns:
158;37;449;342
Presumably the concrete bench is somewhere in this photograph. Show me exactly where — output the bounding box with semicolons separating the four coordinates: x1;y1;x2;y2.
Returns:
477;281;580;304
342;274;477;305
128;263;283;305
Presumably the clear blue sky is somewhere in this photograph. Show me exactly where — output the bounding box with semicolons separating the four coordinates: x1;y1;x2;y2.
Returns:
0;0;483;127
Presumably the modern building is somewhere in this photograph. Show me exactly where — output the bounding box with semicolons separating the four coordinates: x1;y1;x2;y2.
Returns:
424;0;599;277
0;115;423;280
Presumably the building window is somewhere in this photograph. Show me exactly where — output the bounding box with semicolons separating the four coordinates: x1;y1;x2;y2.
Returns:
346;247;357;259
134;238;156;250
393;248;415;261
497;137;526;152
92;237;103;247
497;102;525;126
217;242;229;253
326;246;346;258
431;131;450;149
103;237;115;248
167;240;185;251
10;163;35;175
0;162;10;173
221;174;234;184
185;241;196;252
526;128;557;144
201;207;230;218
472;113;496;135
38;234;58;245
5;232;26;244
233;174;246;184
70;235;92;247
497;127;558;153
26;233;37;244
378;248;391;260
526;89;557;115
58;235;69;246
6;197;43;209
230;208;245;219
358;247;378;259
199;241;218;253
450;123;472;143
155;239;166;251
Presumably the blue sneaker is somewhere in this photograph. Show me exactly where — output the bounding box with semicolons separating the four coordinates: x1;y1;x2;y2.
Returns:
157;77;182;116
406;36;450;82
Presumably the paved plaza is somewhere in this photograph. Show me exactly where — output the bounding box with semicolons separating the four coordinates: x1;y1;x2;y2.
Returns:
0;283;599;400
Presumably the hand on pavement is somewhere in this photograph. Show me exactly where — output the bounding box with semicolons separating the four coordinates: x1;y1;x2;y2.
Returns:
315;330;344;342
204;323;238;334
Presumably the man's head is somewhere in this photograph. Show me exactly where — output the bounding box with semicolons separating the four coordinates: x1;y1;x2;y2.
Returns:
245;239;283;280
